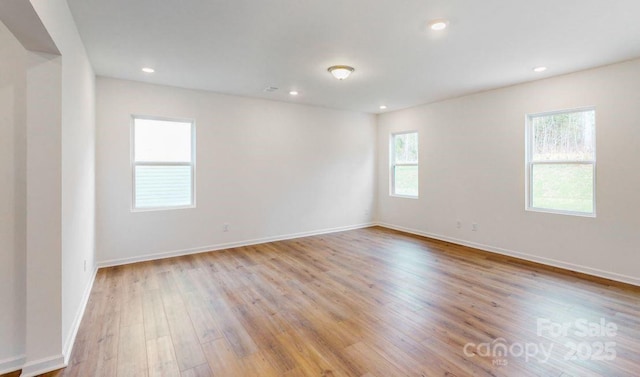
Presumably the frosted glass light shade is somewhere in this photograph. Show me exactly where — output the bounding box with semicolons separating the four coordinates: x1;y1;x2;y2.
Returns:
328;65;354;80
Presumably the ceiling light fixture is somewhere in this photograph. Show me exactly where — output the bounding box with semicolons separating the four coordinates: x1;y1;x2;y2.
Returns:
533;66;547;73
328;65;355;80
379;105;387;110
141;67;155;73
289;90;299;95
428;19;449;31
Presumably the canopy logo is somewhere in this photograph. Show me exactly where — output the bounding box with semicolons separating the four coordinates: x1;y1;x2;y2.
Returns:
463;337;553;366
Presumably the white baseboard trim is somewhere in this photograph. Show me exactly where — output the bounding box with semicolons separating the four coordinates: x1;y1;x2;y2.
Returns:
63;265;99;365
0;354;25;375
1;270;98;377
97;222;375;268
20;354;65;377
376;222;640;287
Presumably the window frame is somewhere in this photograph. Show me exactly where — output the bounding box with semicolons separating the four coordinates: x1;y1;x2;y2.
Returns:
525;107;596;217
131;115;197;212
390;131;419;199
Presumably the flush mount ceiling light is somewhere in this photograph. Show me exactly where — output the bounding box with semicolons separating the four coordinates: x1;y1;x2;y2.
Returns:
533;66;548;73
328;65;355;80
428;19;449;31
141;67;155;73
289;90;299;96
379;105;387;110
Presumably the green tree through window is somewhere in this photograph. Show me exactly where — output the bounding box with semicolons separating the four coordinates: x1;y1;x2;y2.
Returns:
391;132;418;197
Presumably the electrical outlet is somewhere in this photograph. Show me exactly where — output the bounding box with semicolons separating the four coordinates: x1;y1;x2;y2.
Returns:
456;220;461;229
223;223;229;232
472;223;478;231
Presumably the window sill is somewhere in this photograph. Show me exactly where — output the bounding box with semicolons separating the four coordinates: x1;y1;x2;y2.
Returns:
526;207;595;218
131;204;196;213
390;194;419;200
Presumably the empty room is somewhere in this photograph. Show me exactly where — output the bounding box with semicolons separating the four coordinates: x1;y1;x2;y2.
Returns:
2;0;640;376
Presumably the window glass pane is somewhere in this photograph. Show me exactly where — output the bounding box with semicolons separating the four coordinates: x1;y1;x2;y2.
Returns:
531;164;593;213
394;165;418;197
394;133;418;163
135;165;192;208
134;118;192;162
532;110;595;161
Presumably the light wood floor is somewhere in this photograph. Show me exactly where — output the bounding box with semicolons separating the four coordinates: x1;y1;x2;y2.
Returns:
17;227;640;376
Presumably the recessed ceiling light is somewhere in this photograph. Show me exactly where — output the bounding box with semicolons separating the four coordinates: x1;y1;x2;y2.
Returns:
289;90;299;96
379;105;387;110
141;67;155;73
533;66;547;73
428;19;449;31
328;65;355;80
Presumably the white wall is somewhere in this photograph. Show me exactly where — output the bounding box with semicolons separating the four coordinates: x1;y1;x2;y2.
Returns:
0;1;97;374
377;58;640;285
24;50;63;375
96;78;376;264
31;1;96;360
30;0;96;367
0;20;27;372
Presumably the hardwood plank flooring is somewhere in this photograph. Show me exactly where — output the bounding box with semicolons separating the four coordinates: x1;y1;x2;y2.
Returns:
9;226;640;377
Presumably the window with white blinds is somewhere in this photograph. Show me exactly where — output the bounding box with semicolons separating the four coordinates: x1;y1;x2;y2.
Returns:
132;117;195;210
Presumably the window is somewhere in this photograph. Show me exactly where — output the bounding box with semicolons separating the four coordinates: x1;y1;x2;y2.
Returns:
391;132;419;197
526;108;595;216
132;116;195;210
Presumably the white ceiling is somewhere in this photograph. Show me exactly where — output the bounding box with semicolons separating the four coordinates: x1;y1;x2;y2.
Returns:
67;0;640;113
